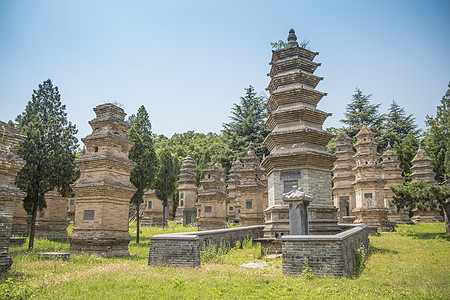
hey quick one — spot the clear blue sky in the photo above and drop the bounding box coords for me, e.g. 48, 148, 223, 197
1, 0, 449, 144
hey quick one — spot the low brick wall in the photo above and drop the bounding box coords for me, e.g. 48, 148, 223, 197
282, 224, 369, 277
148, 225, 264, 268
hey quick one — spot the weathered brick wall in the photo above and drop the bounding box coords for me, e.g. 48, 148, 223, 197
148, 225, 264, 268
0, 197, 17, 271
282, 224, 368, 277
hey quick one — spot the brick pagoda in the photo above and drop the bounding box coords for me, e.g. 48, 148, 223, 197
237, 143, 266, 226
352, 126, 392, 230
141, 190, 171, 226
410, 143, 442, 222
34, 190, 69, 239
175, 156, 197, 226
262, 29, 339, 235
196, 163, 227, 230
332, 132, 356, 222
0, 121, 25, 271
226, 158, 242, 223
69, 103, 136, 256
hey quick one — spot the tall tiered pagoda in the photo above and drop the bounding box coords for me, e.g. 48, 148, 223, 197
196, 163, 227, 230
0, 121, 25, 271
411, 143, 436, 183
332, 132, 356, 221
262, 29, 338, 235
380, 143, 404, 208
226, 159, 242, 223
69, 103, 136, 256
237, 143, 266, 226
410, 143, 442, 223
352, 126, 392, 229
175, 156, 197, 226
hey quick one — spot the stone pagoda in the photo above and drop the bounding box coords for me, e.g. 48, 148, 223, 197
352, 126, 392, 230
226, 158, 242, 223
196, 163, 227, 230
141, 190, 171, 226
410, 143, 442, 223
175, 156, 197, 226
0, 121, 25, 271
262, 29, 339, 235
237, 143, 266, 226
380, 144, 410, 224
34, 191, 69, 239
332, 132, 356, 222
69, 103, 136, 256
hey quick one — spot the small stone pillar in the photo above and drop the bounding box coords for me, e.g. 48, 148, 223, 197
282, 186, 313, 235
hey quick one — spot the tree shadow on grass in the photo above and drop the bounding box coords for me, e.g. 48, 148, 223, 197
369, 246, 399, 256
402, 232, 450, 241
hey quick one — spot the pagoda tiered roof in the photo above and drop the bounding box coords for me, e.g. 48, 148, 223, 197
267, 70, 323, 92
270, 46, 319, 62
268, 56, 320, 76
263, 127, 333, 152
265, 105, 330, 130
267, 87, 326, 110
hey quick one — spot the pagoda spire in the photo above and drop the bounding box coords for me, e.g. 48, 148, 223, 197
287, 28, 298, 47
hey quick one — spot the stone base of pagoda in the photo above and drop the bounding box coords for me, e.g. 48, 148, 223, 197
308, 203, 341, 235
69, 230, 131, 256
353, 207, 394, 231
182, 208, 197, 227
240, 213, 265, 226
411, 209, 444, 223
198, 218, 226, 231
263, 205, 290, 237
0, 195, 20, 271
387, 212, 413, 225
35, 220, 69, 239
141, 212, 166, 227
174, 207, 184, 222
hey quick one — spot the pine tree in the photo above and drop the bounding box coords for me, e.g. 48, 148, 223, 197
425, 83, 450, 182
154, 149, 177, 228
128, 105, 158, 243
222, 85, 270, 170
15, 79, 79, 249
393, 132, 419, 180
380, 100, 420, 150
340, 88, 384, 140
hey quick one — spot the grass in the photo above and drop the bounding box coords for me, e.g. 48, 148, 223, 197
1, 222, 449, 299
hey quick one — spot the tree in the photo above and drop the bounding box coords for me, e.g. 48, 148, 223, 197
393, 132, 419, 180
425, 83, 450, 182
379, 100, 420, 150
391, 181, 450, 234
222, 85, 270, 170
154, 149, 177, 228
128, 105, 158, 243
430, 183, 450, 234
340, 88, 384, 141
15, 79, 79, 249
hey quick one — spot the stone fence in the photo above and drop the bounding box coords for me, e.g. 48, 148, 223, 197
148, 225, 264, 268
282, 224, 369, 277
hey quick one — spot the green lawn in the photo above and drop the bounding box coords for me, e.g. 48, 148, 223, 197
1, 222, 449, 299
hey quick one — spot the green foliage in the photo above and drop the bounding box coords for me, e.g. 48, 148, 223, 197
351, 246, 368, 278
379, 100, 420, 150
0, 278, 34, 300
393, 132, 419, 179
390, 180, 438, 212
154, 149, 177, 227
128, 105, 158, 243
14, 79, 79, 249
222, 85, 270, 170
425, 83, 450, 182
270, 40, 286, 50
340, 88, 384, 143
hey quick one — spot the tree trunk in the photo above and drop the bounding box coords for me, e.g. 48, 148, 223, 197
162, 205, 166, 229
28, 201, 38, 250
136, 202, 140, 244
443, 201, 450, 234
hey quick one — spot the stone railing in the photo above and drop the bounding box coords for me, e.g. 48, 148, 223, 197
282, 224, 369, 277
148, 225, 264, 268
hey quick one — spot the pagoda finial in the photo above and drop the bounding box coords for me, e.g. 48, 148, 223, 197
418, 141, 422, 151
287, 28, 298, 47
248, 142, 255, 154
386, 142, 392, 150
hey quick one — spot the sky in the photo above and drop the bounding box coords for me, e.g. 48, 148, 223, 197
0, 0, 449, 145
